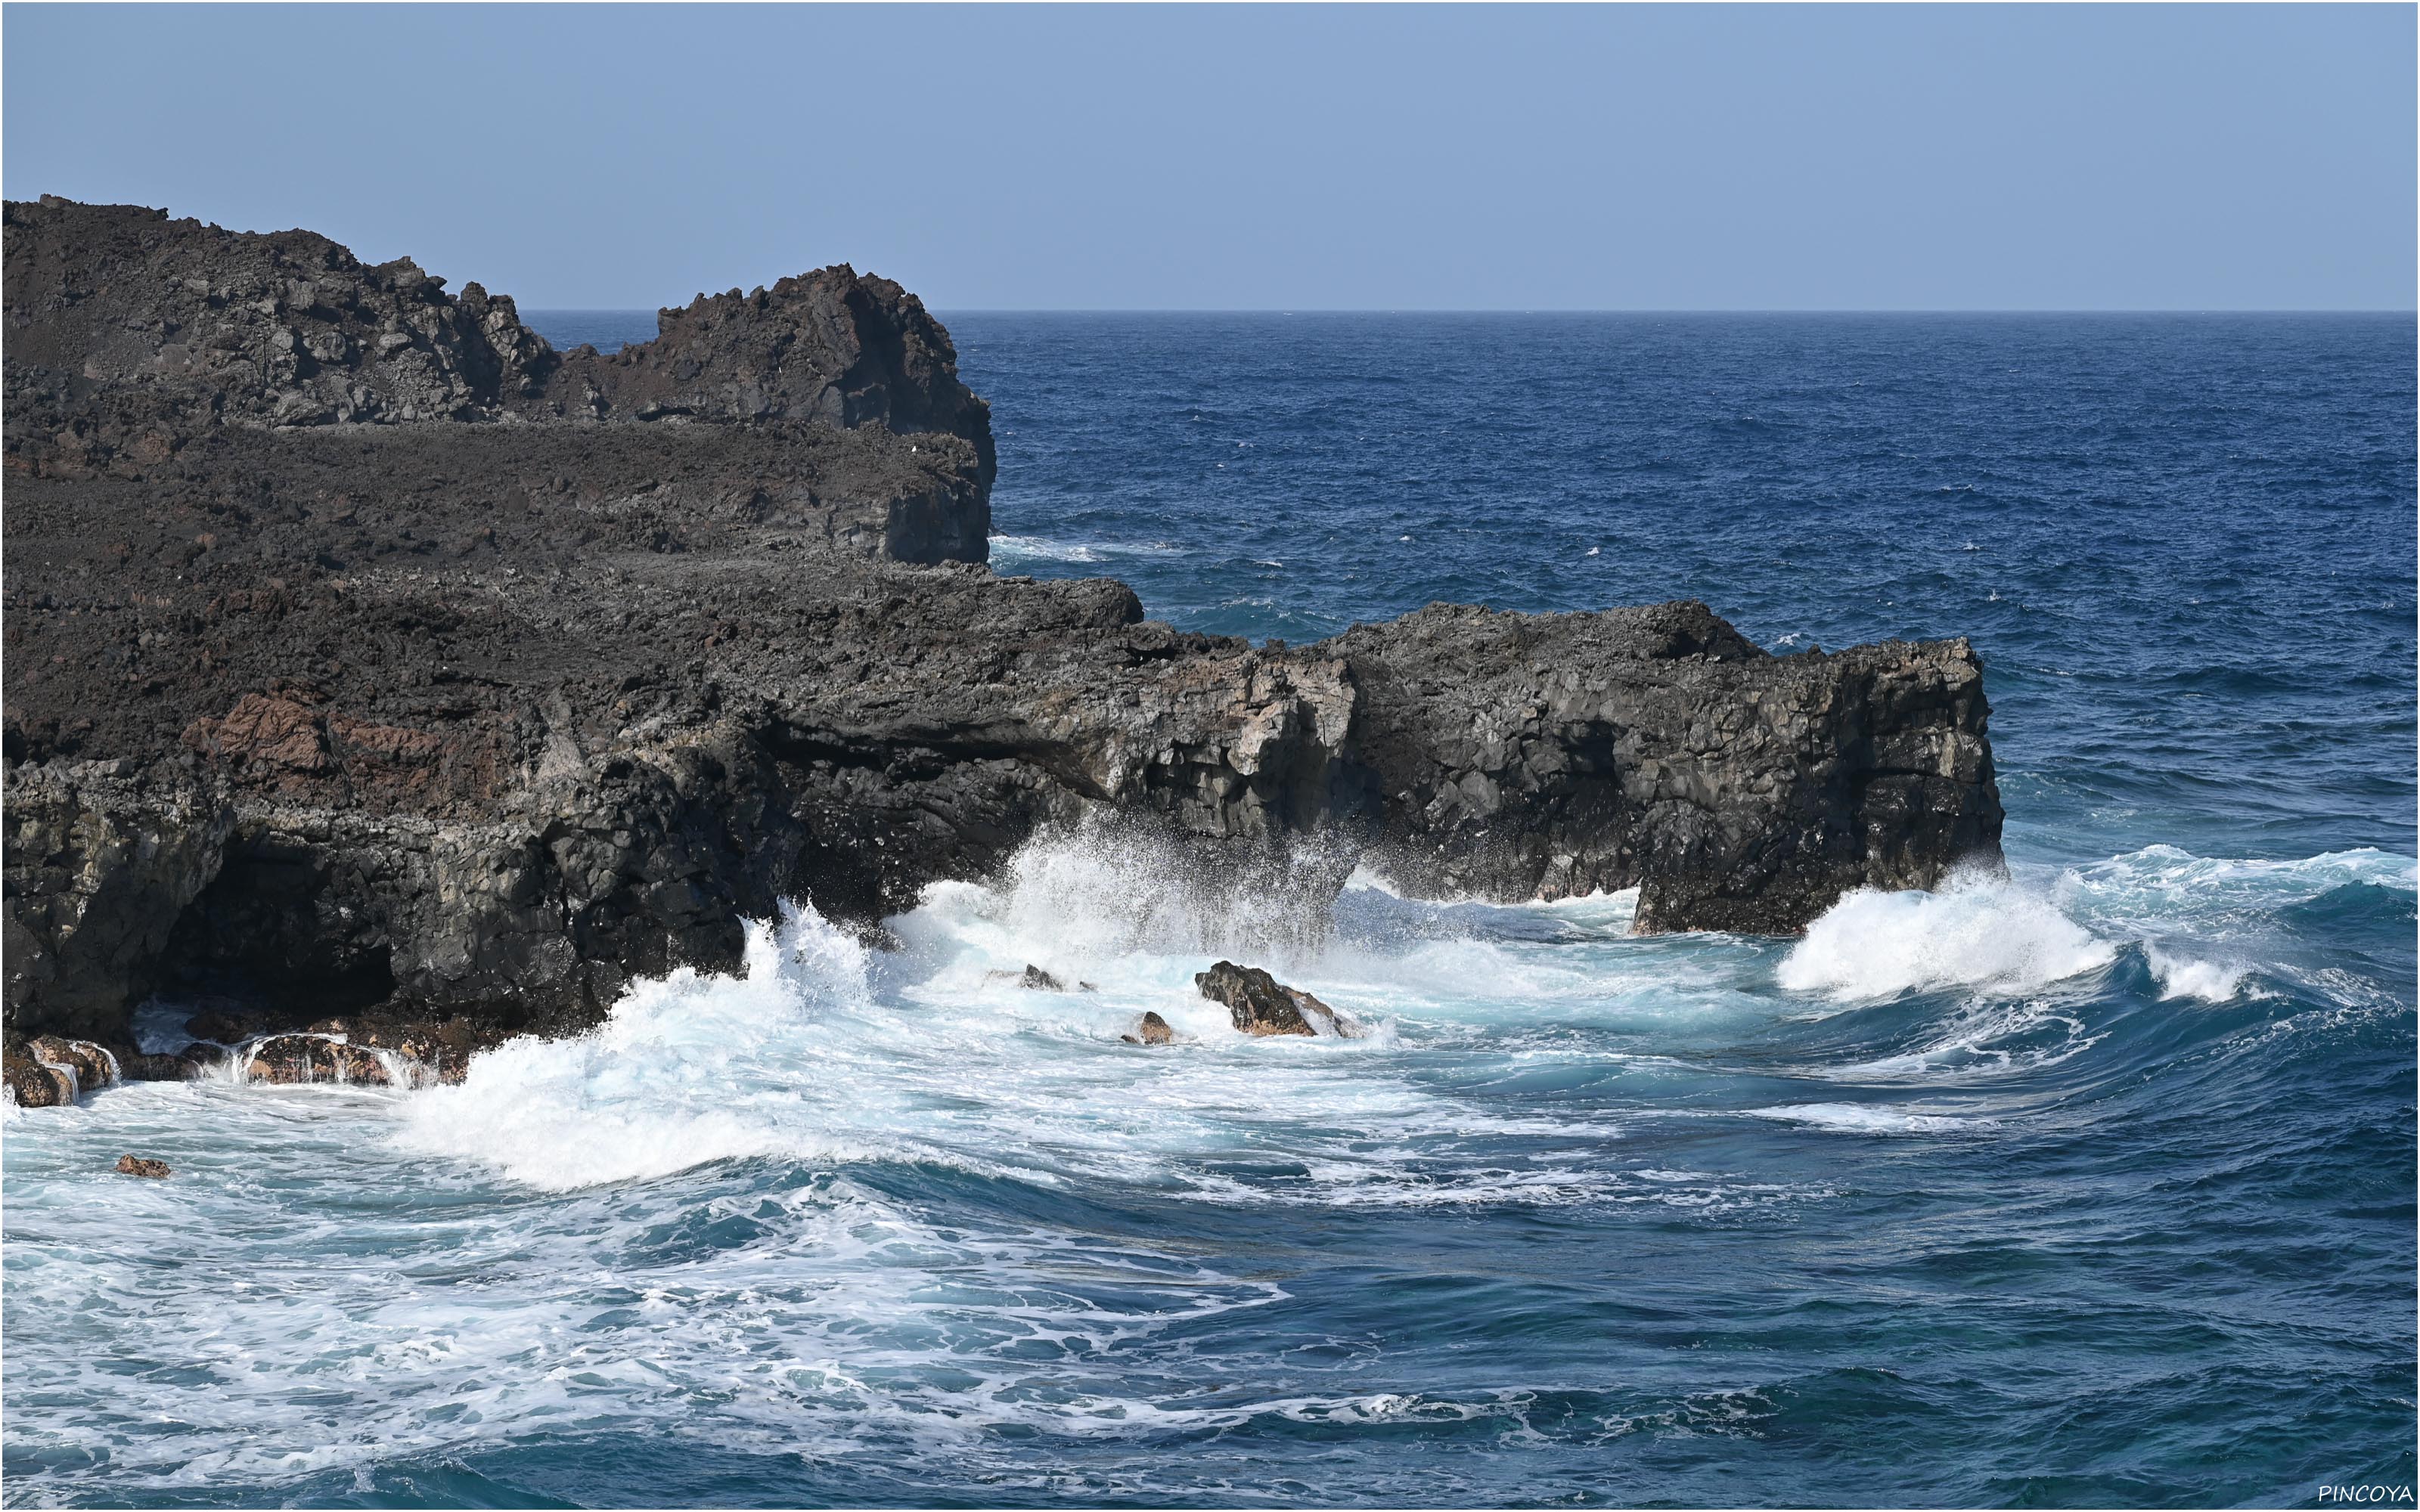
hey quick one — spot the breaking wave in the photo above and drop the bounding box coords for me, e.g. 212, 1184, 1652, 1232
1776, 870, 2118, 1001
7, 832, 2407, 1505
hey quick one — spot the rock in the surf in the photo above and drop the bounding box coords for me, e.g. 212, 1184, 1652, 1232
303, 1015, 504, 1083
239, 1034, 397, 1087
1195, 962, 1355, 1037
1122, 1010, 1175, 1046
114, 1155, 171, 1179
3, 1036, 74, 1106
34, 1035, 120, 1092
983, 965, 1069, 991
4, 1033, 132, 1104
158, 1003, 498, 1086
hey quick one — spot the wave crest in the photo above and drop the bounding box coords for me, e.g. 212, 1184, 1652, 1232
1777, 873, 2116, 1002
393, 903, 906, 1191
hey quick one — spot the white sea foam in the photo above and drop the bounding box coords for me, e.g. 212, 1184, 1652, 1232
2061, 844, 2417, 926
988, 533, 1106, 564
1524, 886, 1640, 931
2144, 946, 2252, 1003
1776, 872, 2117, 1002
393, 903, 946, 1190
5, 1093, 1305, 1492
389, 831, 1671, 1209
1748, 1102, 1985, 1134
1812, 996, 2102, 1083
16, 826, 2383, 1504
1342, 860, 1406, 897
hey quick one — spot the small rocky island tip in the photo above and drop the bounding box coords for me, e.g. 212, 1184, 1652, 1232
2, 196, 2005, 1094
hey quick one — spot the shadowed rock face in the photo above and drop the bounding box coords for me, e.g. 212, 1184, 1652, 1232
2, 197, 2004, 1052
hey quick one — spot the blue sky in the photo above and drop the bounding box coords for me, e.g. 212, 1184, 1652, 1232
4, 4, 2412, 310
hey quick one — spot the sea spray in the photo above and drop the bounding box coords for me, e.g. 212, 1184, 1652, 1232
396, 901, 907, 1190
1776, 871, 2118, 1001
887, 816, 1361, 981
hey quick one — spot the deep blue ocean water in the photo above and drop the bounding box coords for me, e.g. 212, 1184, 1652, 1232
3, 313, 2412, 1509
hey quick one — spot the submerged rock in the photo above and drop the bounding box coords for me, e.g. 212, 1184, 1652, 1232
1122, 1011, 1175, 1046
114, 1155, 171, 1179
1195, 962, 1356, 1038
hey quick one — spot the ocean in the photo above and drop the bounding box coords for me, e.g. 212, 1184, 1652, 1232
3, 313, 2412, 1508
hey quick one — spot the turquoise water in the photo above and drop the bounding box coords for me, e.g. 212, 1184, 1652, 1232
3, 314, 2412, 1507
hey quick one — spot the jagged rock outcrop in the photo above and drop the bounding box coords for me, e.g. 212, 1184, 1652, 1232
1330, 602, 2002, 933
541, 271, 997, 490
2, 197, 2005, 1058
2, 197, 991, 562
3, 1040, 77, 1105
2, 197, 554, 435
231, 1033, 405, 1087
1195, 961, 1339, 1036
167, 1007, 498, 1086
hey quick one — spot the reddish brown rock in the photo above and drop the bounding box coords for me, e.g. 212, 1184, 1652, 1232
4, 1038, 74, 1106
1195, 962, 1355, 1038
1122, 1011, 1175, 1046
27, 1034, 121, 1091
238, 1033, 397, 1086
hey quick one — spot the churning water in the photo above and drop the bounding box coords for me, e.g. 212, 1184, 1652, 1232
4, 314, 2412, 1507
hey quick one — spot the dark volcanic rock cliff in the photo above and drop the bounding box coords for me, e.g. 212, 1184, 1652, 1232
2, 196, 991, 561
2, 197, 2003, 1057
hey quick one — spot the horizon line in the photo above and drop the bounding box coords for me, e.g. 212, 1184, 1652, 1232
523, 305, 2420, 318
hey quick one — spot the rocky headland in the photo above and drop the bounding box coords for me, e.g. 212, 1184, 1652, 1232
2, 196, 2005, 1099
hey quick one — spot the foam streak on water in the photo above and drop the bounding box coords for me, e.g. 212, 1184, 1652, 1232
7, 313, 2414, 1507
